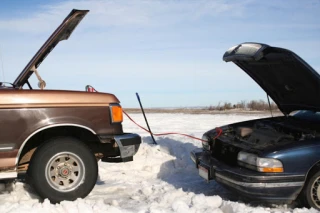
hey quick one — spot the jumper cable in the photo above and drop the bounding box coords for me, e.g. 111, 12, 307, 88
123, 110, 222, 142
85, 85, 222, 143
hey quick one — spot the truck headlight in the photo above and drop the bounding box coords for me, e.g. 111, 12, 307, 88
237, 151, 283, 173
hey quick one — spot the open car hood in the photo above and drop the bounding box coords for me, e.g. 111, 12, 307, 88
13, 9, 89, 88
223, 42, 320, 115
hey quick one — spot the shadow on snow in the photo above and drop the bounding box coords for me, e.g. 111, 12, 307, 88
143, 136, 241, 202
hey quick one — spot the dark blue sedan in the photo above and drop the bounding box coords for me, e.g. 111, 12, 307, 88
191, 43, 320, 209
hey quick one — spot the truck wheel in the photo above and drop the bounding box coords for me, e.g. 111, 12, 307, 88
28, 137, 98, 203
303, 170, 320, 210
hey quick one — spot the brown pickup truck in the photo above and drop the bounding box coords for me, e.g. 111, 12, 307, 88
0, 9, 141, 203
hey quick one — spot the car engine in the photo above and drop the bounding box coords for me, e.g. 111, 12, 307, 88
209, 117, 318, 165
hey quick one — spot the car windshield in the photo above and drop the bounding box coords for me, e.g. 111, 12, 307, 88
293, 110, 320, 122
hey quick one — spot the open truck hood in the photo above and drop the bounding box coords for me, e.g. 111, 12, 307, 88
223, 42, 320, 115
13, 9, 89, 88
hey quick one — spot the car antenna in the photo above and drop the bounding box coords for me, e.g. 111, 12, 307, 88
0, 44, 5, 82
266, 93, 273, 117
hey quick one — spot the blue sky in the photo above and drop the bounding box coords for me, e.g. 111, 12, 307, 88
0, 0, 319, 108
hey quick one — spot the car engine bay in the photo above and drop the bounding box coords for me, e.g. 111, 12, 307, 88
206, 116, 319, 165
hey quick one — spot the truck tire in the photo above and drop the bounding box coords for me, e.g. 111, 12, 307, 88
28, 137, 98, 203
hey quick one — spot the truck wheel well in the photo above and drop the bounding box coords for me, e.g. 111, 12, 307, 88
18, 126, 101, 171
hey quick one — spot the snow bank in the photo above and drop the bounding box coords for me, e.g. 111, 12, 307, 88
0, 113, 317, 212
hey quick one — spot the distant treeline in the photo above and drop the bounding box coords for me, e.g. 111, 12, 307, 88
208, 100, 279, 111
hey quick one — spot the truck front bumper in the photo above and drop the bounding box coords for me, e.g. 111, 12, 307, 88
114, 133, 141, 159
98, 133, 141, 162
191, 148, 305, 203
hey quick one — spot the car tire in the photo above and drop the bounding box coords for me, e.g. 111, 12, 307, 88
27, 137, 98, 203
302, 170, 320, 210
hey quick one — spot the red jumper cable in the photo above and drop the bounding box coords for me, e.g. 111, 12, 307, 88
85, 85, 222, 143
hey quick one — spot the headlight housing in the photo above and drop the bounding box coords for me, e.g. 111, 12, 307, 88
201, 135, 210, 150
237, 151, 283, 173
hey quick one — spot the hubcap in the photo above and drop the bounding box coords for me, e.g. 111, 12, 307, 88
311, 176, 320, 208
45, 152, 85, 192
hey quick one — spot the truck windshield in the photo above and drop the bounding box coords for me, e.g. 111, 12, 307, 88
293, 110, 320, 122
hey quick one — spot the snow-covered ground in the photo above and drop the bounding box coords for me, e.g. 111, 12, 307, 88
0, 113, 318, 213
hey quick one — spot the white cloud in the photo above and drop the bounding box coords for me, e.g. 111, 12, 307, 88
0, 0, 248, 33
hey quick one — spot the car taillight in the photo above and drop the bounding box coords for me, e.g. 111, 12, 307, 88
110, 104, 123, 123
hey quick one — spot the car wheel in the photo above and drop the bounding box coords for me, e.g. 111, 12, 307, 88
28, 137, 98, 203
303, 170, 320, 209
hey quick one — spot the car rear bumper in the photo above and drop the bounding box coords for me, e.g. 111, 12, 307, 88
191, 148, 305, 203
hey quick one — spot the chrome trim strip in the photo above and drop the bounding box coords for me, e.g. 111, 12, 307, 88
0, 147, 14, 151
0, 143, 15, 151
0, 103, 109, 109
216, 173, 304, 188
0, 171, 17, 179
15, 123, 96, 165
